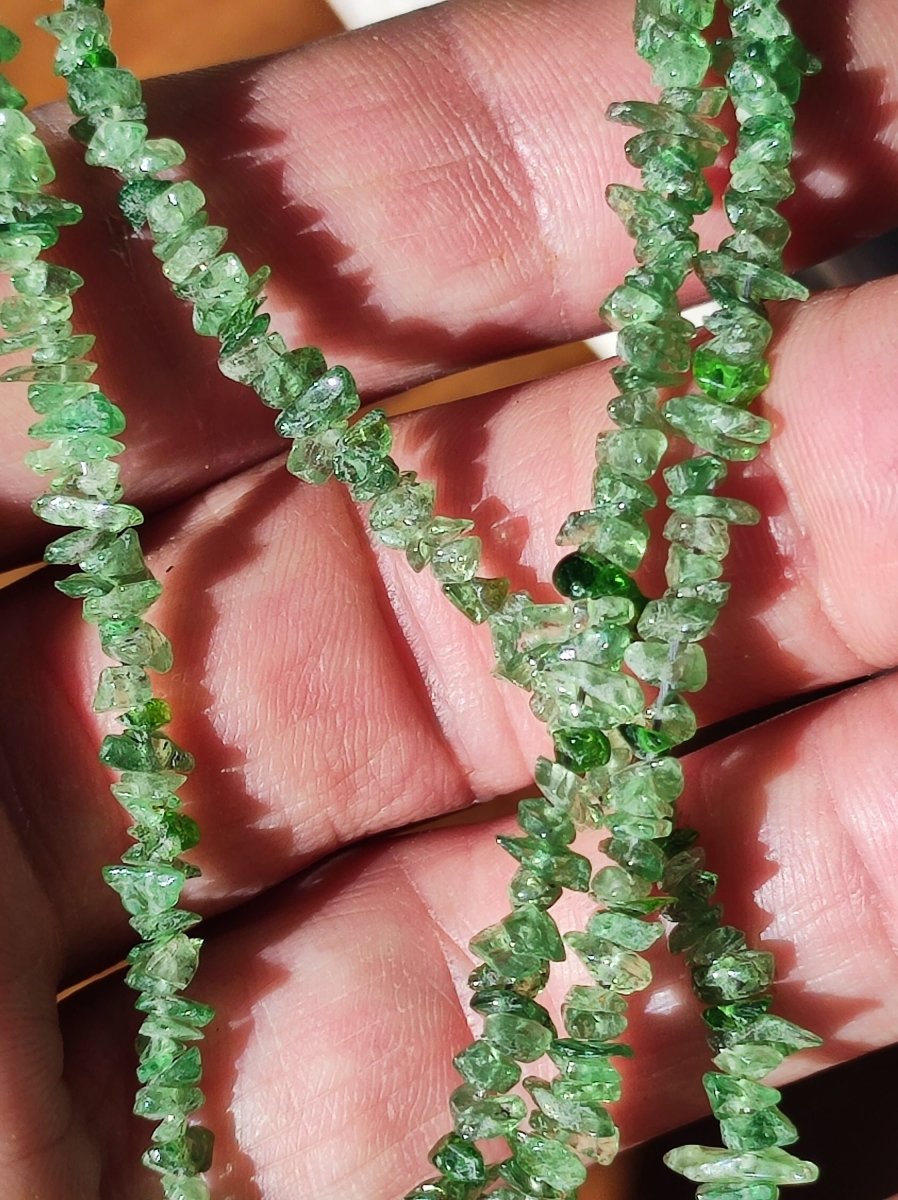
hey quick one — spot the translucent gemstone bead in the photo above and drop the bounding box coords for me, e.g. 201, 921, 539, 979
666, 544, 724, 590
693, 344, 770, 405
134, 1084, 204, 1120
585, 910, 664, 952
668, 493, 761, 525
274, 366, 359, 437
664, 454, 727, 496
30, 392, 124, 437
693, 951, 777, 1003
430, 536, 481, 584
599, 282, 664, 328
142, 1124, 213, 1175
103, 863, 186, 915
67, 67, 144, 118
625, 638, 708, 691
428, 1133, 486, 1185
721, 1107, 798, 1152
0, 229, 43, 268
0, 77, 25, 110
638, 596, 719, 641
51, 457, 122, 502
565, 931, 653, 992
161, 1178, 210, 1200
503, 1131, 588, 1196
79, 527, 149, 582
93, 665, 152, 712
453, 1038, 521, 1094
286, 426, 343, 484
561, 986, 628, 1041
694, 1184, 778, 1200
697, 250, 808, 304
663, 1145, 819, 1186
636, 20, 713, 89
664, 392, 771, 461
602, 833, 665, 881
161, 226, 229, 286
32, 493, 141, 531
535, 660, 645, 727
517, 798, 575, 845
119, 176, 168, 229
443, 576, 508, 624
597, 427, 667, 480
553, 727, 611, 773
616, 318, 693, 384
145, 181, 206, 238
85, 119, 148, 169
606, 388, 665, 430
665, 511, 732, 556
483, 1014, 554, 1061
525, 1077, 617, 1136
449, 1085, 526, 1140
713, 1043, 785, 1081
126, 137, 186, 177
552, 550, 644, 607
126, 934, 202, 994
101, 620, 173, 671
703, 1073, 780, 1118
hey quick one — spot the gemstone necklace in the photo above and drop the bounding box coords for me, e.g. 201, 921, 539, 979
0, 2, 823, 1198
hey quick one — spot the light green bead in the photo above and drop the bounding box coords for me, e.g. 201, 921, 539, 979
160, 226, 228, 285
721, 1107, 798, 1152
453, 1039, 520, 1094
704, 1073, 781, 1118
666, 544, 724, 590
146, 181, 206, 238
638, 596, 719, 641
125, 934, 202, 994
503, 1131, 588, 1196
695, 1184, 777, 1200
101, 620, 173, 671
483, 1013, 554, 1061
713, 1043, 785, 1081
525, 1077, 617, 1136
586, 910, 664, 952
125, 137, 186, 177
534, 660, 645, 728
663, 1145, 818, 1186
0, 229, 43, 268
0, 132, 56, 191
449, 1085, 526, 1140
664, 393, 771, 460
32, 493, 142, 532
665, 512, 732, 556
636, 18, 713, 89
85, 119, 148, 169
51, 458, 122, 501
83, 580, 162, 624
668, 493, 760, 525
103, 863, 186, 916
561, 985, 628, 1041
93, 665, 152, 712
565, 931, 653, 992
161, 1178, 210, 1200
597, 427, 667, 480
67, 66, 144, 118
693, 951, 777, 1003
625, 638, 708, 690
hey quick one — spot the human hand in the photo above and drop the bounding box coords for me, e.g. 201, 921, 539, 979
1, 1, 897, 1196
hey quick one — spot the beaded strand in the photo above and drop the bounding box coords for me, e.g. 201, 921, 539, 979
7, 1, 826, 1196
0, 26, 215, 1200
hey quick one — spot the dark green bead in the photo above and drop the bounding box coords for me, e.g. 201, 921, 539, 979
553, 550, 644, 608
428, 1134, 486, 1186
693, 344, 770, 405
119, 177, 168, 229
620, 723, 676, 758
553, 727, 611, 773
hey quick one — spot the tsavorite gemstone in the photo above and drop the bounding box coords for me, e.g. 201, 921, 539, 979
713, 1043, 785, 1081
693, 950, 776, 1003
103, 863, 186, 915
453, 1038, 521, 1093
552, 550, 644, 609
663, 1145, 818, 1186
620, 723, 676, 758
565, 932, 653, 993
693, 344, 771, 405
428, 1133, 486, 1185
525, 1076, 617, 1136
449, 1085, 526, 1140
553, 727, 611, 773
586, 910, 664, 952
483, 1013, 554, 1061
721, 1106, 798, 1152
703, 1073, 781, 1118
694, 1184, 778, 1200
161, 1179, 210, 1200
504, 1131, 588, 1196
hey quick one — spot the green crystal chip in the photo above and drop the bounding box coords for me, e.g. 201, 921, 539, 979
664, 1145, 818, 1186
449, 1085, 526, 1140
503, 1130, 588, 1196
428, 1133, 486, 1185
453, 1038, 520, 1094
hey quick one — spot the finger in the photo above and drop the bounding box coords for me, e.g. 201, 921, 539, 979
8, 266, 898, 978
2, 0, 898, 562
58, 668, 898, 1197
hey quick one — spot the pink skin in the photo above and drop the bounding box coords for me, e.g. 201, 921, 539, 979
3, 0, 898, 1196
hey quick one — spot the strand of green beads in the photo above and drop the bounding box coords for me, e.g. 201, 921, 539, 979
555, 0, 726, 641
658, 5, 823, 1196
0, 27, 214, 1200
38, 1, 511, 633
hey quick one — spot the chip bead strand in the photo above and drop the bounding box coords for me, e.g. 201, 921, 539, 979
0, 25, 214, 1200
660, 3, 823, 1195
